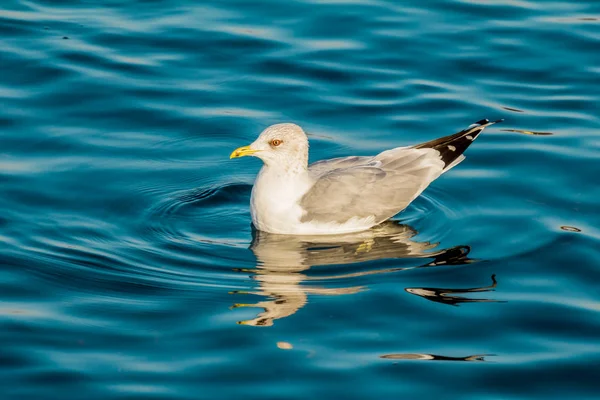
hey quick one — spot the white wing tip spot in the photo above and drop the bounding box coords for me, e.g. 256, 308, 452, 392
448, 145, 456, 151
466, 135, 474, 141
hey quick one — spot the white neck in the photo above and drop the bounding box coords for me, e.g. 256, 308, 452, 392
250, 164, 314, 233
261, 153, 308, 175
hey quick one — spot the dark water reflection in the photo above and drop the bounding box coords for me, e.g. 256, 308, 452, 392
406, 274, 501, 306
380, 353, 490, 362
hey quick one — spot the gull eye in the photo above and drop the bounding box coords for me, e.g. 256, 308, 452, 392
270, 139, 283, 147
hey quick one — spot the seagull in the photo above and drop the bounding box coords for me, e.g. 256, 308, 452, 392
230, 119, 502, 235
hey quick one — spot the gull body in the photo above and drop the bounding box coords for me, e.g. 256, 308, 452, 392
231, 119, 501, 235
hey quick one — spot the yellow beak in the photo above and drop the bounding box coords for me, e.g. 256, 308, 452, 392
230, 145, 258, 159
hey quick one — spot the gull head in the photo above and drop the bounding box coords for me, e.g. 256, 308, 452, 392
230, 123, 309, 170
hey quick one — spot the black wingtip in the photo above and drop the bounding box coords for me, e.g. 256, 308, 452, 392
475, 118, 504, 126
415, 118, 503, 169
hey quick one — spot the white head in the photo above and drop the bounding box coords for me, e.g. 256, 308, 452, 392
230, 123, 309, 171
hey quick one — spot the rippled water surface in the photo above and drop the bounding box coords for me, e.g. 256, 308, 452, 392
2, 0, 600, 398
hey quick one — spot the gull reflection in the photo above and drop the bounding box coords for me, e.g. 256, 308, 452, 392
405, 274, 502, 306
231, 221, 476, 327
380, 353, 491, 362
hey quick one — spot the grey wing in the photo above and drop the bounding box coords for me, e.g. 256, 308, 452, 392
308, 156, 372, 178
301, 119, 501, 225
300, 148, 445, 225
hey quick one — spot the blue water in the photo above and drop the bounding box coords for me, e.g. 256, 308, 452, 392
2, 0, 600, 398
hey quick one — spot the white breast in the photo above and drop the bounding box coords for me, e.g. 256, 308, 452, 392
250, 166, 314, 234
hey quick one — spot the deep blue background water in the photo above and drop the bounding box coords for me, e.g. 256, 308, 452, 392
2, 0, 600, 398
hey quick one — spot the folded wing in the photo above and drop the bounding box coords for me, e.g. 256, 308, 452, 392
301, 119, 501, 225
301, 148, 444, 224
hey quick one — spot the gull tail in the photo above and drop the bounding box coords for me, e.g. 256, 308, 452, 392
415, 118, 503, 170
